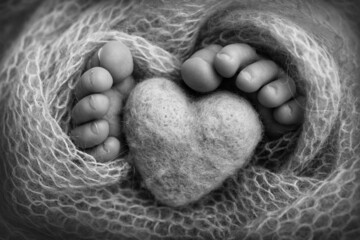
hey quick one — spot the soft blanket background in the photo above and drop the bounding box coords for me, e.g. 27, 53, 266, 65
0, 0, 359, 239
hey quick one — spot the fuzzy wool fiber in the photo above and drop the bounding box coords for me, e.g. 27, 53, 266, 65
124, 78, 262, 207
0, 0, 360, 240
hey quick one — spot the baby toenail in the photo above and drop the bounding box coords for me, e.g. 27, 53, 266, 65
267, 85, 277, 95
286, 104, 293, 117
91, 122, 99, 134
89, 70, 95, 88
240, 71, 251, 82
103, 142, 110, 153
89, 95, 96, 110
97, 47, 103, 60
217, 52, 231, 61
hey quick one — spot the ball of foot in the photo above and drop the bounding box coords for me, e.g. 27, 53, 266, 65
124, 78, 263, 207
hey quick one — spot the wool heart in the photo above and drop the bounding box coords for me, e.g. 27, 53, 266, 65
124, 78, 263, 207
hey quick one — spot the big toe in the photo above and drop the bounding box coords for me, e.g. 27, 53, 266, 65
181, 44, 223, 92
97, 41, 134, 84
214, 43, 258, 78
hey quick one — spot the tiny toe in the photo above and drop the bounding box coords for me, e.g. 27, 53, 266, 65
75, 67, 113, 99
215, 43, 258, 78
72, 94, 110, 125
181, 58, 221, 92
86, 137, 121, 162
258, 105, 290, 138
102, 77, 136, 139
258, 105, 298, 138
181, 44, 222, 92
103, 89, 124, 138
273, 97, 305, 125
190, 45, 222, 62
70, 119, 109, 149
114, 76, 136, 97
98, 41, 133, 84
258, 76, 296, 108
236, 60, 279, 93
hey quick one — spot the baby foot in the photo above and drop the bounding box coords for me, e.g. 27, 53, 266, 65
181, 44, 305, 138
71, 41, 135, 162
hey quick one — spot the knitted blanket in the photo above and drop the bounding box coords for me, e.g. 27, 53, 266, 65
0, 0, 359, 239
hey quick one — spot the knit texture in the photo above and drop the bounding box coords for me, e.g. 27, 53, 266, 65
0, 0, 359, 239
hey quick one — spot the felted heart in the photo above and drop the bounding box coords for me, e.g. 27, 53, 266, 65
124, 78, 263, 207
